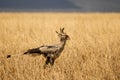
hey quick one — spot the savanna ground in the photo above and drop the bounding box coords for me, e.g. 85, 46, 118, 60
0, 13, 120, 80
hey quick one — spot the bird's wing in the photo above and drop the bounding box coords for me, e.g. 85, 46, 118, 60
39, 45, 59, 53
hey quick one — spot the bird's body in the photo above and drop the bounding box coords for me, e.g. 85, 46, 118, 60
35, 41, 64, 55
7, 28, 70, 68
25, 44, 61, 58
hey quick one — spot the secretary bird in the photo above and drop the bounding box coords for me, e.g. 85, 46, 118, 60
7, 28, 70, 68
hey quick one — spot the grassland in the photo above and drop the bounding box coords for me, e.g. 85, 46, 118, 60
0, 13, 120, 80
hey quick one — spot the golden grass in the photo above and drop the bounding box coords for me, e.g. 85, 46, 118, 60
0, 12, 120, 80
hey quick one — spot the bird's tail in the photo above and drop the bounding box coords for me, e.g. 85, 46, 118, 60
7, 53, 24, 58
7, 55, 11, 58
7, 48, 41, 58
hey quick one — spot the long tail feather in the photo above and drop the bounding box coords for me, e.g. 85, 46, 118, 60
7, 48, 41, 58
7, 55, 11, 58
7, 53, 24, 58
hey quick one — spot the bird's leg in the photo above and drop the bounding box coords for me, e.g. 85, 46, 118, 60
46, 57, 50, 65
50, 58, 55, 66
44, 57, 50, 69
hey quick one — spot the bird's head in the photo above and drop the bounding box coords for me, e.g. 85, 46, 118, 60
56, 28, 70, 42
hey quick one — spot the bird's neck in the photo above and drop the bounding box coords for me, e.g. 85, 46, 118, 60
60, 39, 67, 49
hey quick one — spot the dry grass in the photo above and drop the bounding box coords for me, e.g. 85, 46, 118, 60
0, 12, 120, 80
